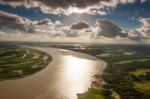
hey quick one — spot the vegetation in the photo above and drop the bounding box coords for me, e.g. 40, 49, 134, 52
78, 88, 105, 99
130, 69, 150, 76
0, 46, 52, 80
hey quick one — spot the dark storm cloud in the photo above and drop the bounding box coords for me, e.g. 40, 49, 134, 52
37, 18, 53, 25
0, 0, 110, 8
71, 21, 90, 30
0, 0, 112, 14
40, 0, 112, 9
95, 19, 149, 41
1, 0, 146, 9
96, 19, 127, 38
1, 0, 147, 15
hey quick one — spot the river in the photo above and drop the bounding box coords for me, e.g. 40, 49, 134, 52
0, 47, 106, 99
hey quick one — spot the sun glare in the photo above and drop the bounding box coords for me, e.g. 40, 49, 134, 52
63, 55, 96, 82
65, 55, 88, 75
70, 8, 85, 13
58, 55, 99, 98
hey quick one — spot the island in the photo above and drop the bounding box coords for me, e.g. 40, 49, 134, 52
0, 46, 52, 80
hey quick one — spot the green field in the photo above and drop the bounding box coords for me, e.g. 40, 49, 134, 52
78, 88, 106, 99
0, 46, 52, 80
130, 69, 150, 76
134, 82, 150, 92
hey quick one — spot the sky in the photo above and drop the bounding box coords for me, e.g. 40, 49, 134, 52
0, 0, 150, 43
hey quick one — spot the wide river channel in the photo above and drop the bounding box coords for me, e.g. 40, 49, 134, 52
0, 47, 106, 99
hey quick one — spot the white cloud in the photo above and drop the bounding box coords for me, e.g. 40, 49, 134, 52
128, 30, 147, 40
137, 18, 150, 36
97, 11, 107, 15
55, 20, 63, 26
141, 0, 147, 3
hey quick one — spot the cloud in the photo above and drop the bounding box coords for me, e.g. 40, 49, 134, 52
0, 12, 91, 38
141, 0, 147, 3
128, 30, 146, 40
37, 18, 54, 26
55, 20, 63, 26
125, 18, 150, 40
58, 25, 92, 38
0, 11, 150, 43
0, 11, 57, 34
94, 19, 149, 41
0, 0, 110, 8
0, 11, 35, 33
0, 0, 109, 14
0, 11, 93, 39
97, 11, 107, 15
95, 19, 127, 38
71, 21, 90, 30
120, 0, 136, 3
0, 0, 145, 15
138, 18, 150, 36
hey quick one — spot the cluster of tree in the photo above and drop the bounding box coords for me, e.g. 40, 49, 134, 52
101, 56, 150, 99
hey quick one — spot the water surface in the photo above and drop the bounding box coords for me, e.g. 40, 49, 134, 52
0, 47, 106, 99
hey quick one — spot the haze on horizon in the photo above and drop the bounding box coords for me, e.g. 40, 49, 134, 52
0, 0, 150, 44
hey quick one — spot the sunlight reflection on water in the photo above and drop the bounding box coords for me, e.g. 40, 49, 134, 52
59, 55, 98, 99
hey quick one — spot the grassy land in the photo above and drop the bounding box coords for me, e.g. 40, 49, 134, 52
0, 46, 52, 80
78, 88, 105, 99
134, 82, 150, 92
115, 59, 150, 65
130, 69, 150, 76
134, 82, 150, 97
